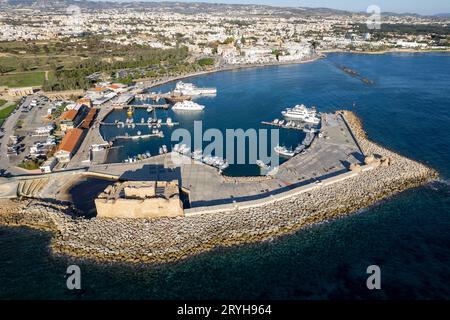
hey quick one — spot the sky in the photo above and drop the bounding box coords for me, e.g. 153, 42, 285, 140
130, 0, 450, 15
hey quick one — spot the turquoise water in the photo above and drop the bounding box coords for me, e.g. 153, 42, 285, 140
1, 53, 450, 299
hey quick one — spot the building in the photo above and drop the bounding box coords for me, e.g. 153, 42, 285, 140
33, 124, 55, 136
81, 108, 98, 129
39, 157, 58, 173
55, 128, 84, 162
59, 106, 88, 132
95, 180, 184, 219
77, 98, 92, 108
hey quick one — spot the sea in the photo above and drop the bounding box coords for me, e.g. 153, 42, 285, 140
1, 52, 449, 299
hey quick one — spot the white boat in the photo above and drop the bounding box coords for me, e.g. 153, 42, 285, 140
179, 144, 190, 155
274, 145, 295, 158
303, 127, 318, 133
256, 160, 269, 169
166, 117, 174, 126
172, 100, 205, 112
219, 161, 229, 170
173, 81, 217, 96
203, 155, 214, 165
192, 149, 203, 161
281, 104, 320, 124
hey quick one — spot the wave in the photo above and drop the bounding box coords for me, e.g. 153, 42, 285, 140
426, 179, 450, 192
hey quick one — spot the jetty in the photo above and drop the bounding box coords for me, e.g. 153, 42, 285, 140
135, 93, 192, 104
110, 132, 164, 142
100, 121, 178, 127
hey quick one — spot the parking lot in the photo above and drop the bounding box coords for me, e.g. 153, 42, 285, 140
0, 95, 57, 176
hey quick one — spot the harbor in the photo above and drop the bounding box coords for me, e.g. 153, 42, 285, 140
0, 111, 438, 264
0, 54, 443, 267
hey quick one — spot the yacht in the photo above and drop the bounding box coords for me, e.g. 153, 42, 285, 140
173, 81, 217, 96
281, 104, 320, 124
274, 145, 296, 158
172, 100, 205, 112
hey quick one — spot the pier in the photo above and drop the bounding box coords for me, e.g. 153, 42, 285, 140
100, 121, 179, 127
111, 132, 164, 142
135, 93, 192, 104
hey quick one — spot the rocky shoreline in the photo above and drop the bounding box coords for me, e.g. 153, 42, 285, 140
0, 111, 438, 264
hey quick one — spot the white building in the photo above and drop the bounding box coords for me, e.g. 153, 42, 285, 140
40, 157, 58, 174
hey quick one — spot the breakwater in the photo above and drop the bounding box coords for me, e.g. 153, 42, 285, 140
0, 111, 438, 264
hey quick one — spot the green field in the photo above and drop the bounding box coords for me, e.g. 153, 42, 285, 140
0, 103, 17, 127
0, 99, 6, 106
0, 71, 45, 88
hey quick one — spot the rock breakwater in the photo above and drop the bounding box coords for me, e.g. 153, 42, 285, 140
0, 111, 438, 264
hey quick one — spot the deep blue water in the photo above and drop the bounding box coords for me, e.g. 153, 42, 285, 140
1, 53, 450, 299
